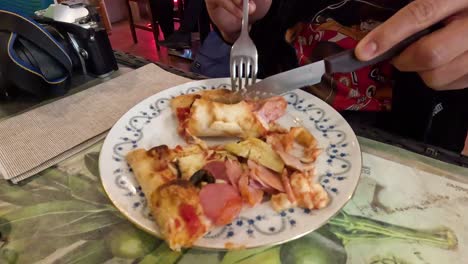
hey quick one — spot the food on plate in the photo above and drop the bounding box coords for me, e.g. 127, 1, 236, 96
224, 138, 284, 173
125, 91, 329, 251
126, 147, 210, 251
171, 89, 288, 139
151, 180, 209, 251
125, 146, 177, 199
199, 183, 243, 225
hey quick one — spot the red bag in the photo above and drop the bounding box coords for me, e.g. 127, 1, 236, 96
287, 20, 394, 111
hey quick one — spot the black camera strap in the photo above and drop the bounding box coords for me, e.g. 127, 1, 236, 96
0, 31, 69, 97
0, 9, 73, 75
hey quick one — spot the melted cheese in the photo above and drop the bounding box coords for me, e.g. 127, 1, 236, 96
290, 172, 330, 210
178, 153, 206, 180
187, 99, 264, 138
151, 182, 209, 251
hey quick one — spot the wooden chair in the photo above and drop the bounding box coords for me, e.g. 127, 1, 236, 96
96, 0, 113, 34
126, 0, 161, 51
57, 0, 112, 34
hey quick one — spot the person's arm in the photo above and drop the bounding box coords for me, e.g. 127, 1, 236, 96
355, 0, 468, 91
205, 0, 272, 43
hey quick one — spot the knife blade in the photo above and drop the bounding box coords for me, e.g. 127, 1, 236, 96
243, 28, 433, 99
242, 60, 325, 99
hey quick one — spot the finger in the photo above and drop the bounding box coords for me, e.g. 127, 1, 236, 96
356, 0, 468, 61
232, 0, 256, 14
220, 0, 243, 18
418, 50, 468, 89
393, 15, 468, 71
430, 73, 468, 90
444, 8, 468, 24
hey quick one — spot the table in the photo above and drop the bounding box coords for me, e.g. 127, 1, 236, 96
0, 57, 467, 264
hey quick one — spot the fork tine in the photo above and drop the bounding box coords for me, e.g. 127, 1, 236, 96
252, 61, 258, 84
231, 60, 237, 91
239, 57, 244, 90
245, 59, 251, 87
238, 66, 243, 90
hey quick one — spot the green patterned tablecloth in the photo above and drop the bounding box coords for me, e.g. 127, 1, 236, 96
0, 136, 466, 264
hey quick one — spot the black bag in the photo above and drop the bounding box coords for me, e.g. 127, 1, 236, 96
0, 9, 73, 98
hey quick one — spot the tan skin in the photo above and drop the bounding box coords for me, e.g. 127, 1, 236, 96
206, 0, 468, 91
205, 0, 272, 42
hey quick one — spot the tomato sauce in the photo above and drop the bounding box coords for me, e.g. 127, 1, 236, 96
179, 203, 201, 236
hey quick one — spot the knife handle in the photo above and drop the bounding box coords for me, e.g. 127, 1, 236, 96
324, 27, 435, 74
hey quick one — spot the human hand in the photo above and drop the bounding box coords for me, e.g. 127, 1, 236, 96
205, 0, 272, 43
355, 0, 468, 90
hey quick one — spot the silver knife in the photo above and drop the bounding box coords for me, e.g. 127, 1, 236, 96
242, 60, 326, 99
243, 28, 432, 99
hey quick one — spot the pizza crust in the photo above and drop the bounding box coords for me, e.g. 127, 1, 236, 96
170, 89, 241, 113
125, 146, 176, 203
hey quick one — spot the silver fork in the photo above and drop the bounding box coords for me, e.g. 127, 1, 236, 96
230, 0, 258, 91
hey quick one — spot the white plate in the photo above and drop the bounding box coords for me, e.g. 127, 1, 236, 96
99, 78, 362, 249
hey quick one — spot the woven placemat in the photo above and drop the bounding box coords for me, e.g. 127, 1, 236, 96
0, 64, 191, 182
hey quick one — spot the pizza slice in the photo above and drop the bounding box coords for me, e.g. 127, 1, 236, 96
125, 142, 247, 251
126, 145, 211, 251
171, 89, 288, 139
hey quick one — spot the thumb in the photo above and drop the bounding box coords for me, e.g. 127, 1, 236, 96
355, 36, 379, 62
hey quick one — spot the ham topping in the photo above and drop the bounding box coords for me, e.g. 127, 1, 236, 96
247, 160, 284, 192
249, 96, 287, 129
225, 159, 243, 190
199, 183, 242, 225
266, 128, 319, 172
276, 150, 315, 172
203, 160, 243, 191
238, 172, 264, 206
281, 169, 296, 203
203, 161, 229, 182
